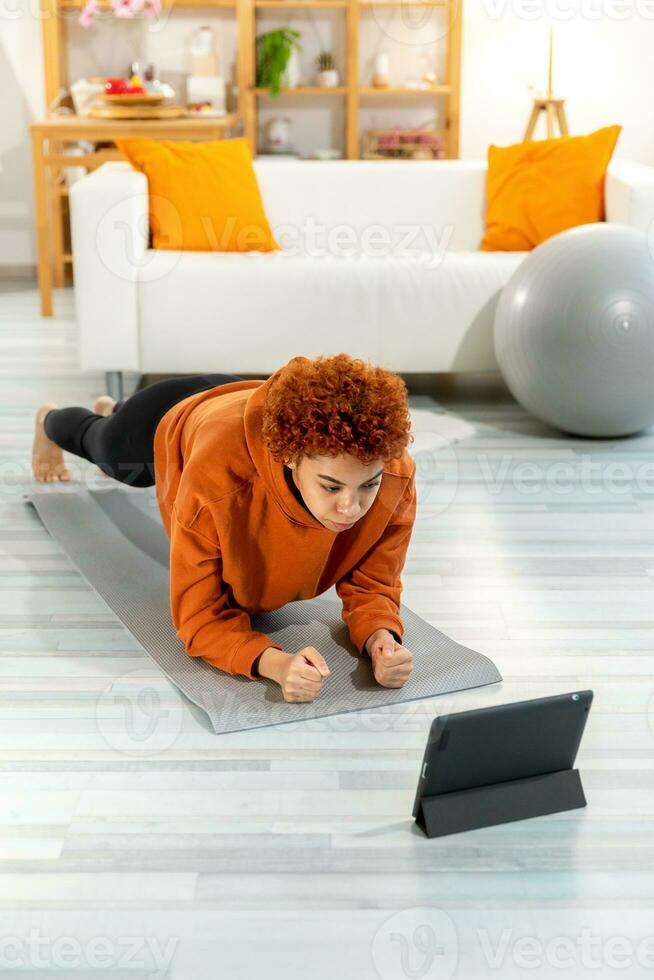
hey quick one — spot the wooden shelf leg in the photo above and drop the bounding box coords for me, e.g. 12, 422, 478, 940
546, 100, 556, 138
31, 128, 53, 318
345, 0, 359, 159
238, 0, 256, 155
51, 141, 65, 289
446, 0, 462, 158
523, 101, 541, 141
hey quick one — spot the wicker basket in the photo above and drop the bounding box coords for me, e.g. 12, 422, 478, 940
363, 127, 446, 161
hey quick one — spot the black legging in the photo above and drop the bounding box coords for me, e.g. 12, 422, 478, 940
44, 373, 242, 487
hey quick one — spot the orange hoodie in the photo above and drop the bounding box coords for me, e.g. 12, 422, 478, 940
153, 357, 417, 681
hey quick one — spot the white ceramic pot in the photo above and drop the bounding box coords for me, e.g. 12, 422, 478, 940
317, 69, 339, 87
264, 117, 292, 153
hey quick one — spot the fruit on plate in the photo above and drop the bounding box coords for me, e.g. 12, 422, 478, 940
105, 78, 128, 94
104, 77, 146, 95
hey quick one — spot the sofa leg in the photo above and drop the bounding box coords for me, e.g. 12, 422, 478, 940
105, 371, 124, 402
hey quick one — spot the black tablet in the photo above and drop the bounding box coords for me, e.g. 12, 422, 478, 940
412, 690, 593, 835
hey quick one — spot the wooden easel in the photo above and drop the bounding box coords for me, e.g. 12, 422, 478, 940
523, 27, 569, 140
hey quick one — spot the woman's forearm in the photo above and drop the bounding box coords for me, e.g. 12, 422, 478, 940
257, 647, 293, 683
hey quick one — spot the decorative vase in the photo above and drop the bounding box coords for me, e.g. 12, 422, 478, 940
281, 47, 301, 88
372, 51, 390, 88
317, 68, 339, 87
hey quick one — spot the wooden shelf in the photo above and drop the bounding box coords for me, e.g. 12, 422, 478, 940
256, 1, 347, 6
254, 0, 448, 5
360, 1, 448, 5
255, 0, 447, 5
254, 86, 347, 95
359, 85, 451, 95
34, 115, 239, 142
60, 0, 235, 7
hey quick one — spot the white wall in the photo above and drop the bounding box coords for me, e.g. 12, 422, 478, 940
0, 4, 45, 268
460, 0, 654, 162
2, 0, 654, 267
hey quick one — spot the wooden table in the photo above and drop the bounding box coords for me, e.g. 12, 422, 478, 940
31, 113, 240, 317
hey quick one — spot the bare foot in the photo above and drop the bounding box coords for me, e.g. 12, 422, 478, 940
32, 403, 71, 483
94, 395, 117, 417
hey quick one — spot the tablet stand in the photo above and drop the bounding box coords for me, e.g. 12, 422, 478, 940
415, 768, 586, 838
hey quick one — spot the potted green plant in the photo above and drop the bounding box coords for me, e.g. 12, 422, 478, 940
316, 50, 339, 87
256, 28, 302, 96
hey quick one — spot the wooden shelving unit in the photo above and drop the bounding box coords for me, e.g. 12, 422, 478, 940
242, 0, 461, 159
41, 0, 462, 162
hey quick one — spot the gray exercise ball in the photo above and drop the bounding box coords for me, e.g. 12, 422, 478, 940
493, 222, 654, 437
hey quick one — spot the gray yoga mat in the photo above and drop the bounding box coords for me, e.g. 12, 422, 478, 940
26, 486, 501, 734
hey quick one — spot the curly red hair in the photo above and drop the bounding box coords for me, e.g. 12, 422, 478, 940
261, 353, 414, 465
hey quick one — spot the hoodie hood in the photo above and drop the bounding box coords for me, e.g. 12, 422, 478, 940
243, 358, 332, 532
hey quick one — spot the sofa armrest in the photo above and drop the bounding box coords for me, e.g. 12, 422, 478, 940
69, 162, 148, 372
605, 159, 654, 233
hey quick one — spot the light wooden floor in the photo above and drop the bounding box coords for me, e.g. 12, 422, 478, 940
2, 281, 654, 979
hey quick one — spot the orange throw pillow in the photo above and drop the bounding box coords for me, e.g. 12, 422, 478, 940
480, 124, 622, 252
115, 136, 279, 253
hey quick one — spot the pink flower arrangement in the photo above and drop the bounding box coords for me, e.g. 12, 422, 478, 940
78, 0, 99, 26
78, 0, 161, 27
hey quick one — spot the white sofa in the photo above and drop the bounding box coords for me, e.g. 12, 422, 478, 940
70, 157, 654, 399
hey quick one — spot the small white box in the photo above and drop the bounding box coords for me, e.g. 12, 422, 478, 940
186, 75, 226, 114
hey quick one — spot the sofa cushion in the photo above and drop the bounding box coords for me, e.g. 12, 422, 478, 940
115, 137, 279, 253
480, 125, 622, 251
253, 159, 490, 253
